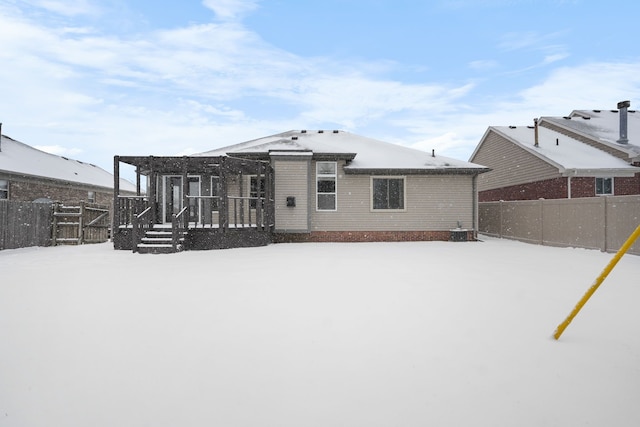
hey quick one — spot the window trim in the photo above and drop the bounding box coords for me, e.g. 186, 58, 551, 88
210, 175, 220, 212
370, 176, 406, 212
595, 177, 613, 196
0, 179, 8, 200
248, 175, 267, 210
316, 161, 337, 212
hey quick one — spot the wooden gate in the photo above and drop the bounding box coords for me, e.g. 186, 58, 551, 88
53, 202, 110, 245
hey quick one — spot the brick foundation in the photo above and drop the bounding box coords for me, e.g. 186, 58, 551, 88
272, 230, 474, 243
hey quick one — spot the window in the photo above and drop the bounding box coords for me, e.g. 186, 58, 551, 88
87, 191, 95, 203
316, 162, 336, 211
210, 176, 219, 211
250, 176, 266, 209
0, 180, 7, 199
372, 177, 405, 210
595, 177, 613, 195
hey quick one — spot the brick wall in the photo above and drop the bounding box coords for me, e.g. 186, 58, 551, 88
479, 174, 640, 201
6, 178, 112, 206
272, 230, 473, 243
479, 177, 568, 202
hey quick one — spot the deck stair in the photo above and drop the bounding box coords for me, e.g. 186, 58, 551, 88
136, 226, 185, 254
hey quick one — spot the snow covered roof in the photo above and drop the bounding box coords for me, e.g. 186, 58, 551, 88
541, 109, 640, 160
0, 134, 135, 191
488, 126, 639, 177
196, 130, 488, 174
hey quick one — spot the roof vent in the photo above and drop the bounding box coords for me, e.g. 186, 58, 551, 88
593, 110, 601, 113
509, 125, 516, 129
292, 136, 298, 140
582, 116, 591, 120
301, 130, 307, 133
617, 100, 630, 144
333, 130, 339, 133
611, 110, 619, 113
563, 116, 571, 120
318, 130, 324, 133
534, 118, 539, 147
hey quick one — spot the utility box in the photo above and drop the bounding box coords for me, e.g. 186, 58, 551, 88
449, 229, 468, 242
286, 196, 296, 207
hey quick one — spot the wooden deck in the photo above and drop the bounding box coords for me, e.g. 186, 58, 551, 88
112, 155, 275, 253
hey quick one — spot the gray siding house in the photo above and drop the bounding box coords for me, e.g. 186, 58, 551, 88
113, 130, 489, 252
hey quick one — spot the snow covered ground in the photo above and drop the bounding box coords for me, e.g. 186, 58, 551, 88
1, 237, 639, 427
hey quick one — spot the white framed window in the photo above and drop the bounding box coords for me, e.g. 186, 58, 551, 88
0, 179, 8, 199
87, 191, 95, 203
595, 177, 613, 195
210, 176, 220, 211
316, 161, 337, 211
249, 176, 266, 209
371, 177, 405, 211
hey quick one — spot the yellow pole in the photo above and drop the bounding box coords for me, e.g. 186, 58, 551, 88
553, 223, 640, 340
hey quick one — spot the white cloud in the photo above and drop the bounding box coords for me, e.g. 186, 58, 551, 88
22, 0, 101, 17
34, 144, 83, 156
1, 2, 640, 172
201, 0, 259, 21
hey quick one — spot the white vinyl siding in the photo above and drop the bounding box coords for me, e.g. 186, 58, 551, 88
310, 165, 474, 231
273, 158, 310, 232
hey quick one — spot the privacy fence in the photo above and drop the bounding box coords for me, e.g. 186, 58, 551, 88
479, 195, 640, 256
0, 200, 110, 250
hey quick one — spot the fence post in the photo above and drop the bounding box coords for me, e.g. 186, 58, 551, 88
499, 200, 504, 238
603, 196, 609, 253
78, 201, 85, 245
539, 198, 544, 245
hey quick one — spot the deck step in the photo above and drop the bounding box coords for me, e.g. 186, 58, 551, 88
136, 226, 186, 254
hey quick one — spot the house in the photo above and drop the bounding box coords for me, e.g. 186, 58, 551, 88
469, 102, 640, 202
0, 132, 136, 205
113, 130, 489, 252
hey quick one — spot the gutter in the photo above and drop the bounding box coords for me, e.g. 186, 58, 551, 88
344, 167, 491, 175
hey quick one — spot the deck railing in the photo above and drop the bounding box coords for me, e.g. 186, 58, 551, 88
131, 206, 152, 253
172, 206, 188, 251
187, 195, 274, 230
117, 196, 149, 227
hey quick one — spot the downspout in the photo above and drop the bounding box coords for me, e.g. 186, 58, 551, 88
0, 122, 3, 152
567, 176, 572, 199
472, 174, 478, 240
113, 156, 120, 242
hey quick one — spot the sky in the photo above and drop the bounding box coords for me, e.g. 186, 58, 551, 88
1, 0, 640, 176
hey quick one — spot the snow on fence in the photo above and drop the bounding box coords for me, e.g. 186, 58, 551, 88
0, 200, 53, 250
479, 195, 640, 255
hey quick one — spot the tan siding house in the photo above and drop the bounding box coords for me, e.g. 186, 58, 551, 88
199, 130, 489, 242
114, 129, 489, 252
470, 109, 640, 202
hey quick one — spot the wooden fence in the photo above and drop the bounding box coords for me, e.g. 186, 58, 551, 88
53, 202, 110, 245
479, 195, 640, 255
0, 200, 110, 250
0, 200, 53, 250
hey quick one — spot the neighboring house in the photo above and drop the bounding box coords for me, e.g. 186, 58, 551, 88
470, 102, 640, 201
0, 133, 136, 205
113, 130, 489, 252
